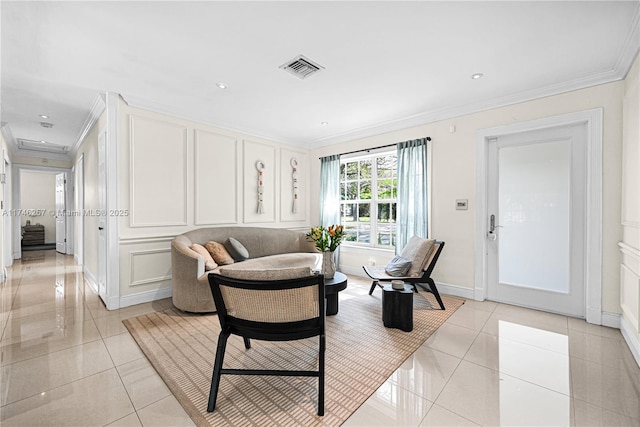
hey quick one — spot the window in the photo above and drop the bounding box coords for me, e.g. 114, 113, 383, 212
340, 151, 397, 249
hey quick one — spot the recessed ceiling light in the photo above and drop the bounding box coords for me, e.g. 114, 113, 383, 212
39, 114, 49, 119
321, 121, 329, 126
471, 73, 484, 80
216, 82, 228, 89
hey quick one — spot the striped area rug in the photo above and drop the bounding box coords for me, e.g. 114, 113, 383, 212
123, 288, 464, 426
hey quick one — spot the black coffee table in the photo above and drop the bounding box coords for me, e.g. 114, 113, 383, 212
324, 272, 347, 315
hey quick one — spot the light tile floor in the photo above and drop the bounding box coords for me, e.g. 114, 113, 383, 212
1, 250, 639, 426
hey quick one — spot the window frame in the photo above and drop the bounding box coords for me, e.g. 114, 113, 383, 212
339, 149, 398, 250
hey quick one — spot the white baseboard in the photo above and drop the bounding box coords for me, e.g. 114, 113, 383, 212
436, 282, 475, 300
601, 311, 621, 329
339, 265, 367, 277
119, 287, 173, 309
620, 316, 640, 368
83, 266, 99, 294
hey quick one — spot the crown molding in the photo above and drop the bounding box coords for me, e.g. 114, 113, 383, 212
122, 94, 292, 147
70, 93, 106, 157
309, 66, 635, 149
0, 124, 17, 156
615, 3, 640, 79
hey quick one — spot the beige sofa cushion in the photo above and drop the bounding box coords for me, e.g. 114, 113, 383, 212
205, 241, 235, 265
400, 236, 436, 276
190, 243, 218, 271
218, 265, 313, 281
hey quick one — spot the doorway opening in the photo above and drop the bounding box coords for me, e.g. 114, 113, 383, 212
13, 166, 73, 259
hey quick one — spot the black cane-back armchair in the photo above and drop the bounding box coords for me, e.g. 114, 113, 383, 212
207, 271, 326, 416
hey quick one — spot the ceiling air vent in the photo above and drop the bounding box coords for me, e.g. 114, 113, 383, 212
280, 55, 324, 79
18, 138, 69, 154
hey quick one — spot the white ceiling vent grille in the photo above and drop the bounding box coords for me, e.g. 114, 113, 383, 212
280, 55, 324, 79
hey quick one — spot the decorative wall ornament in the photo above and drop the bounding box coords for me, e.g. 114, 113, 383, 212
291, 158, 299, 213
256, 160, 265, 214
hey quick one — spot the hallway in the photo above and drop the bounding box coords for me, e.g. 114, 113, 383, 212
0, 250, 194, 426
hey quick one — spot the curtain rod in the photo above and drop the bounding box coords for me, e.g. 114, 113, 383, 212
320, 137, 431, 159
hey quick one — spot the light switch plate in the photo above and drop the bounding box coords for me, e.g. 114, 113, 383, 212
456, 199, 468, 210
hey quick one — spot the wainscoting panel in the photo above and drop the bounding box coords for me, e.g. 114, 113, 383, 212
119, 238, 173, 299
129, 249, 172, 287
621, 244, 640, 334
194, 130, 238, 225
280, 148, 307, 222
243, 140, 276, 223
129, 115, 188, 227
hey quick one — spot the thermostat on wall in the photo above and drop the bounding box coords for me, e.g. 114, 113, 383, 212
456, 199, 468, 210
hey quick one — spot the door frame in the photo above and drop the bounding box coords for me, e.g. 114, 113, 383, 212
12, 164, 73, 260
74, 154, 84, 266
3, 151, 12, 272
475, 108, 603, 325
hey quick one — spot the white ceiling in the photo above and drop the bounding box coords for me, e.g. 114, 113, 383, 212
2, 1, 639, 159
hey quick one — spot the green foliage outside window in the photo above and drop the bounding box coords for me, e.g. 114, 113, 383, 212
339, 152, 397, 249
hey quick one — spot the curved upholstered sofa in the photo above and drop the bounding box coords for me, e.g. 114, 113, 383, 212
171, 226, 319, 313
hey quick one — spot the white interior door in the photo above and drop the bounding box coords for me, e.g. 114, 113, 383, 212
55, 173, 66, 254
487, 123, 587, 317
98, 132, 107, 302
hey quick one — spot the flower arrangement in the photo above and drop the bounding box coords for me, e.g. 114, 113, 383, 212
306, 224, 345, 252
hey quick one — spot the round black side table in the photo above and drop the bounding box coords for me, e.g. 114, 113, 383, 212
324, 272, 347, 316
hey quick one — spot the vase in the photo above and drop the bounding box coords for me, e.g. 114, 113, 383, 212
321, 251, 336, 279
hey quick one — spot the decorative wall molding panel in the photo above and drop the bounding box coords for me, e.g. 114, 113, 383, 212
620, 263, 640, 333
194, 129, 239, 225
119, 238, 172, 296
129, 248, 172, 288
129, 115, 188, 227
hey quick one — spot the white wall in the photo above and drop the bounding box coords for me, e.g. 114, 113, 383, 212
620, 53, 640, 365
19, 171, 56, 244
310, 80, 625, 314
115, 99, 311, 305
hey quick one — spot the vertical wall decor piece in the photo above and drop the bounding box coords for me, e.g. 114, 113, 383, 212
244, 140, 276, 223
256, 160, 265, 214
291, 158, 299, 213
280, 149, 307, 222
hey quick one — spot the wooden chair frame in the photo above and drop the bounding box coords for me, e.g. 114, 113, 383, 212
364, 241, 446, 310
207, 273, 326, 416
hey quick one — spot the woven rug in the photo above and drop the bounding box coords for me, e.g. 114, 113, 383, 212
123, 288, 464, 426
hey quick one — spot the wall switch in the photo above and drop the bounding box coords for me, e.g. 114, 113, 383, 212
456, 199, 468, 210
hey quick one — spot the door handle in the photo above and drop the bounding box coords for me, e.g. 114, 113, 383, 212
98, 227, 104, 231
489, 214, 503, 234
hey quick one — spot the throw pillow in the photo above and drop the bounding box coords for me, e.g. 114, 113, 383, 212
190, 243, 218, 271
224, 237, 250, 261
205, 241, 235, 266
400, 236, 436, 276
384, 255, 412, 277
218, 265, 313, 281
